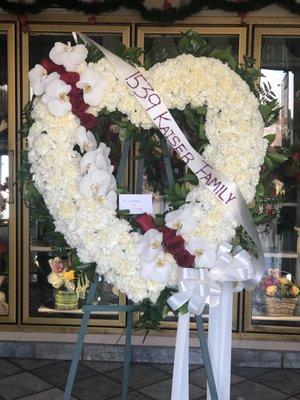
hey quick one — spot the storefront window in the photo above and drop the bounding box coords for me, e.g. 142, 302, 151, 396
251, 34, 300, 327
0, 33, 9, 317
26, 30, 126, 324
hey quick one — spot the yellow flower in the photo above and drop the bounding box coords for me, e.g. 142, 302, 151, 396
266, 285, 277, 296
290, 286, 300, 297
278, 277, 289, 285
64, 270, 75, 282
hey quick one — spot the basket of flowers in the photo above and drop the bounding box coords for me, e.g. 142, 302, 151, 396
263, 274, 300, 316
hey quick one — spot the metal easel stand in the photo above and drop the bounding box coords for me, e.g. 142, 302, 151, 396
64, 137, 218, 399
195, 315, 219, 400
63, 273, 138, 400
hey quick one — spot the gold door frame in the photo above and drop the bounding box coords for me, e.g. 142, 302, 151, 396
21, 23, 131, 327
136, 25, 247, 331
244, 26, 300, 334
0, 23, 16, 324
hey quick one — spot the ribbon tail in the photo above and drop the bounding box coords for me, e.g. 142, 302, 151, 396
171, 313, 190, 400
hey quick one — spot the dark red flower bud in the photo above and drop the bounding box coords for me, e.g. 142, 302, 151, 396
60, 71, 80, 86
70, 93, 89, 116
79, 112, 97, 130
41, 58, 65, 75
136, 214, 156, 232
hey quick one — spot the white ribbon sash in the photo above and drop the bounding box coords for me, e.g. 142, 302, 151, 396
167, 244, 254, 400
76, 32, 264, 290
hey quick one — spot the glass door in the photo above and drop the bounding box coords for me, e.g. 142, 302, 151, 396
245, 27, 300, 333
136, 25, 248, 331
0, 23, 16, 323
21, 24, 131, 327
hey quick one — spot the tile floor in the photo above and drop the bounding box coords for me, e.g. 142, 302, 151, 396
0, 358, 298, 399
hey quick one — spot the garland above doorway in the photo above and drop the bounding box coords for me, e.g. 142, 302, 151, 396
1, 0, 300, 23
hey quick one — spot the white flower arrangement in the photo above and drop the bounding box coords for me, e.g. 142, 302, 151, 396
27, 40, 267, 303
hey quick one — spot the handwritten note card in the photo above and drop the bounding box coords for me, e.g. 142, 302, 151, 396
119, 194, 153, 215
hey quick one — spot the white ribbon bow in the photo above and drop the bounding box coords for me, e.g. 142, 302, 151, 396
168, 242, 255, 400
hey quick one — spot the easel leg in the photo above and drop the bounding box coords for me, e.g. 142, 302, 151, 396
121, 310, 133, 400
195, 315, 219, 400
64, 274, 99, 400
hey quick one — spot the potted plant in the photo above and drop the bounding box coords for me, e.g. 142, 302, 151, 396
262, 274, 300, 316
48, 257, 79, 311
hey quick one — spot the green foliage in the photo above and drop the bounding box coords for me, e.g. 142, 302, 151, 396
164, 182, 190, 209
134, 288, 173, 331
114, 42, 143, 66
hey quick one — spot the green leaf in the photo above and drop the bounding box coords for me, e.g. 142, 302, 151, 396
255, 182, 265, 198
264, 134, 276, 145
264, 156, 273, 169
268, 152, 288, 164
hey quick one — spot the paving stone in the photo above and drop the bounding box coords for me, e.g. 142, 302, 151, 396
232, 349, 282, 368
189, 367, 245, 388
83, 344, 128, 362
80, 360, 123, 373
72, 375, 122, 400
105, 363, 170, 389
133, 346, 175, 364
0, 342, 34, 359
230, 380, 289, 400
283, 353, 300, 368
109, 392, 151, 400
231, 366, 272, 379
254, 369, 300, 396
34, 343, 77, 360
150, 363, 199, 374
0, 372, 52, 400
17, 387, 77, 400
0, 359, 23, 378
9, 358, 59, 371
139, 377, 205, 400
31, 360, 97, 388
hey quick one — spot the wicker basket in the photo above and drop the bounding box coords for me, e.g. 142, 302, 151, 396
265, 296, 298, 317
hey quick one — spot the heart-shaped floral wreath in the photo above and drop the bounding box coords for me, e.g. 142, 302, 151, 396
24, 32, 282, 311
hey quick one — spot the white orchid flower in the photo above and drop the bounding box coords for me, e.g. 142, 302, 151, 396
75, 126, 97, 153
185, 237, 218, 269
137, 229, 163, 262
104, 190, 117, 210
79, 169, 116, 200
41, 77, 72, 117
80, 143, 113, 175
76, 68, 107, 107
165, 207, 197, 235
28, 65, 59, 96
49, 42, 88, 72
141, 252, 174, 283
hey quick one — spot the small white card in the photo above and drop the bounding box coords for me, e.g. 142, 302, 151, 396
119, 194, 153, 215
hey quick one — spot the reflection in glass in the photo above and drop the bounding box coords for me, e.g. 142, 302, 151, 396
28, 32, 123, 320
144, 34, 239, 68
0, 33, 9, 315
252, 36, 300, 325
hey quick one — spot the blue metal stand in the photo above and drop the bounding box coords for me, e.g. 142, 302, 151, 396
63, 273, 138, 400
64, 135, 218, 399
196, 315, 219, 400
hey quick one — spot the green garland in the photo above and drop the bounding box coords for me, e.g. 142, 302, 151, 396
1, 0, 300, 23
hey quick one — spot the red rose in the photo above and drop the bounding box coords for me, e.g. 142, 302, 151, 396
69, 86, 82, 97
174, 247, 195, 268
41, 58, 65, 74
70, 93, 89, 116
164, 235, 184, 255
164, 235, 195, 268
161, 226, 176, 244
79, 112, 97, 130
60, 71, 80, 86
136, 213, 156, 232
